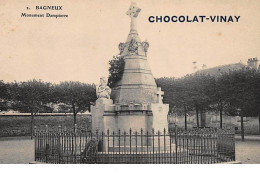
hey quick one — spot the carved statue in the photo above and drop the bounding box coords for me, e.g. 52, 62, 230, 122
96, 77, 111, 99
128, 39, 139, 54
118, 42, 125, 54
142, 41, 149, 53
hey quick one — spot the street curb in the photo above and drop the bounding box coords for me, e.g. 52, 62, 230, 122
235, 136, 260, 141
29, 161, 242, 164
29, 161, 46, 164
217, 161, 242, 164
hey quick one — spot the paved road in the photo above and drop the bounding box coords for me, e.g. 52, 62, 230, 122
0, 136, 259, 164
236, 139, 260, 164
0, 137, 34, 164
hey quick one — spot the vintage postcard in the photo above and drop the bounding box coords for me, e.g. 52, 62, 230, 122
0, 0, 259, 167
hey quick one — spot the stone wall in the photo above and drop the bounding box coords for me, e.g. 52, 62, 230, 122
169, 114, 260, 135
0, 115, 92, 137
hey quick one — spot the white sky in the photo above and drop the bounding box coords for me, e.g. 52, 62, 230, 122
0, 0, 259, 84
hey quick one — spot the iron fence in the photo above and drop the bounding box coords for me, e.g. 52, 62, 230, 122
34, 126, 235, 164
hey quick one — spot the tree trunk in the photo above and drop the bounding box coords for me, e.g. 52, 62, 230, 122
184, 107, 187, 130
73, 112, 77, 133
30, 112, 34, 140
72, 104, 77, 132
73, 112, 77, 125
200, 110, 206, 128
72, 104, 76, 124
219, 107, 223, 129
196, 109, 199, 128
241, 114, 244, 141
259, 115, 260, 133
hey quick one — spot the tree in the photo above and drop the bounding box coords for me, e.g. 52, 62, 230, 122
0, 80, 9, 111
255, 71, 260, 133
210, 73, 231, 128
156, 74, 215, 128
184, 74, 215, 128
9, 79, 52, 138
223, 69, 259, 140
108, 55, 125, 88
54, 81, 96, 127
156, 77, 193, 129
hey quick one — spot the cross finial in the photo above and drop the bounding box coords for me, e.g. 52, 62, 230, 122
126, 2, 141, 18
156, 87, 164, 103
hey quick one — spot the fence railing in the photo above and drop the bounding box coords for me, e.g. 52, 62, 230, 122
34, 126, 235, 164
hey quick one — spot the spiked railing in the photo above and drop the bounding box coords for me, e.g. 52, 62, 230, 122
34, 126, 235, 164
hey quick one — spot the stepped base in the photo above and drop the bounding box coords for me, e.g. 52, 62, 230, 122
107, 144, 177, 153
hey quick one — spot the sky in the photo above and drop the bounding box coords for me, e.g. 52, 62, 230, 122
0, 0, 260, 84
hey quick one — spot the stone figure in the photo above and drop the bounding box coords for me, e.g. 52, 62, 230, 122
118, 42, 125, 54
96, 77, 111, 99
142, 41, 149, 52
128, 39, 139, 54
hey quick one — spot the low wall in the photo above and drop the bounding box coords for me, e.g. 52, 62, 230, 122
0, 114, 92, 137
170, 114, 260, 135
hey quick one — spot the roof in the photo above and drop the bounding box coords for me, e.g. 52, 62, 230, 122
196, 62, 246, 76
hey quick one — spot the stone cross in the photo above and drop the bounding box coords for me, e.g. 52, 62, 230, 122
126, 2, 141, 32
156, 87, 164, 103
126, 2, 141, 18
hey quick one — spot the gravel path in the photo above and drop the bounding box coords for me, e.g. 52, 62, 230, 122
236, 139, 260, 164
0, 136, 259, 164
0, 137, 34, 164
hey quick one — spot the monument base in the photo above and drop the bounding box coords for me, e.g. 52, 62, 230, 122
104, 113, 153, 133
91, 98, 115, 132
91, 98, 170, 152
151, 103, 169, 132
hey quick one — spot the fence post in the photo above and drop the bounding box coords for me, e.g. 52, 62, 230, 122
175, 126, 178, 164
107, 129, 110, 155
96, 129, 99, 163
135, 130, 138, 163
112, 131, 115, 163
58, 125, 61, 164
152, 128, 154, 164
141, 128, 143, 154
34, 126, 37, 161
130, 128, 132, 155
101, 131, 104, 162
118, 129, 121, 154
170, 129, 172, 164
158, 130, 160, 163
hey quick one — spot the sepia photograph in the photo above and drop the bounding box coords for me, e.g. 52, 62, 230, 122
0, 0, 260, 168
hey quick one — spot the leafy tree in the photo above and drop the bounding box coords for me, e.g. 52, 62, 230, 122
0, 80, 9, 111
183, 74, 215, 127
158, 68, 260, 133
210, 74, 231, 128
156, 77, 193, 129
54, 81, 96, 126
9, 79, 52, 138
223, 69, 260, 140
157, 74, 216, 128
254, 71, 260, 133
108, 55, 125, 88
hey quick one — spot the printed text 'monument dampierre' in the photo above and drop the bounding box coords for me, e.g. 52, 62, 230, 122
21, 6, 68, 18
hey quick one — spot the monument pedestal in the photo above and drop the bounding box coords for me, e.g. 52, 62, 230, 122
91, 98, 114, 132
91, 99, 169, 151
151, 103, 169, 132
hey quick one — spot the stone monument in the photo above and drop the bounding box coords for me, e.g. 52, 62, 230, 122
91, 2, 169, 137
